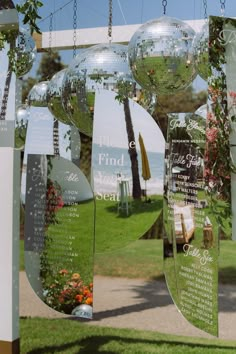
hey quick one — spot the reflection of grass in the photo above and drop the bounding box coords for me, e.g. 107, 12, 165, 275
20, 238, 236, 283
44, 200, 95, 284
135, 56, 195, 91
20, 317, 236, 354
95, 239, 163, 279
95, 195, 163, 253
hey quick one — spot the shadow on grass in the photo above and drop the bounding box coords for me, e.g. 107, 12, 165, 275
25, 334, 236, 354
104, 198, 163, 218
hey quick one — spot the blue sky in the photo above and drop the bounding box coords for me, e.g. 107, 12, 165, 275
30, 0, 236, 30
14, 0, 236, 77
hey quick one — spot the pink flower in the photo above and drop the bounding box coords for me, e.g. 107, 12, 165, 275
206, 127, 218, 143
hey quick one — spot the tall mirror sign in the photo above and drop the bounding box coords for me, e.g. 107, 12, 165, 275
93, 90, 165, 273
0, 1, 20, 353
24, 104, 95, 319
163, 112, 219, 336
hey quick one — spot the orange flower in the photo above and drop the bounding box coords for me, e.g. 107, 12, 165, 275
75, 294, 83, 303
85, 297, 93, 305
59, 269, 68, 275
71, 273, 80, 281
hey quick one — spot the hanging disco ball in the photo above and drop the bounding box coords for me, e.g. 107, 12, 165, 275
15, 104, 29, 149
193, 22, 209, 81
16, 104, 30, 124
46, 69, 72, 125
128, 16, 197, 94
61, 43, 137, 137
28, 81, 49, 107
15, 28, 36, 77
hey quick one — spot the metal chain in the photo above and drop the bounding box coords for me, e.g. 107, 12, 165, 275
203, 0, 208, 20
162, 0, 167, 15
49, 12, 53, 56
108, 0, 113, 42
73, 0, 78, 58
220, 0, 226, 16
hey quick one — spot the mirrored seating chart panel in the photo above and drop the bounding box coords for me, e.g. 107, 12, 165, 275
163, 112, 219, 336
92, 89, 165, 255
23, 105, 95, 319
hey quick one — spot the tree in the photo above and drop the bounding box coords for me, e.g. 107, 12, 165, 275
116, 82, 142, 200
154, 86, 207, 139
36, 51, 66, 81
123, 97, 142, 199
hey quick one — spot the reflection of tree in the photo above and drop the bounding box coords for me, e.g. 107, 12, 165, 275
123, 97, 142, 200
0, 40, 14, 120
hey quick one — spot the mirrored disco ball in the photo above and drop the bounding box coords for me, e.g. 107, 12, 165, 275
28, 81, 49, 107
15, 28, 36, 77
16, 104, 30, 124
61, 43, 136, 136
193, 22, 209, 81
46, 69, 71, 125
128, 16, 197, 94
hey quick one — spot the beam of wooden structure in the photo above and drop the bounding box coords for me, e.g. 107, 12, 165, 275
33, 19, 205, 52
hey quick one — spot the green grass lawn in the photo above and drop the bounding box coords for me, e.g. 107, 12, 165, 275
95, 195, 163, 253
21, 238, 236, 284
20, 318, 236, 354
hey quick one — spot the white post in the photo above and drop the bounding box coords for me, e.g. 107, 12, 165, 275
0, 3, 20, 353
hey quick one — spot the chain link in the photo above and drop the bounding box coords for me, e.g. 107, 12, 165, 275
203, 0, 208, 20
73, 0, 78, 57
220, 0, 226, 16
162, 0, 167, 15
49, 12, 53, 56
108, 0, 113, 42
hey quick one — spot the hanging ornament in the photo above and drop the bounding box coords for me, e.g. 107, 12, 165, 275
28, 81, 49, 107
14, 28, 36, 78
61, 43, 136, 136
193, 22, 209, 81
46, 69, 72, 125
128, 16, 197, 94
16, 104, 30, 123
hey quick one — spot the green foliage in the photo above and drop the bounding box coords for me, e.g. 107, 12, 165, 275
36, 51, 66, 81
22, 77, 37, 102
16, 0, 43, 34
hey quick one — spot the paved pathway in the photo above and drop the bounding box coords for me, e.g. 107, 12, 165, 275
20, 272, 236, 341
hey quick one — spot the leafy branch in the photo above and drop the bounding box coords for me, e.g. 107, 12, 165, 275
16, 0, 43, 34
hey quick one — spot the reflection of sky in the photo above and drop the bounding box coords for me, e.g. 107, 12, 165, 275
23, 107, 71, 165
93, 90, 165, 153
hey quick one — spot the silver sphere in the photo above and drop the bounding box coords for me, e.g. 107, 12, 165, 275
28, 81, 49, 107
61, 43, 136, 136
71, 304, 93, 319
15, 28, 36, 77
194, 22, 209, 81
46, 69, 71, 125
15, 104, 29, 149
128, 16, 197, 94
16, 104, 30, 124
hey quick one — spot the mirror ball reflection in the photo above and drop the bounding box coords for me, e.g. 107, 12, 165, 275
46, 69, 72, 125
28, 81, 49, 107
128, 16, 197, 94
